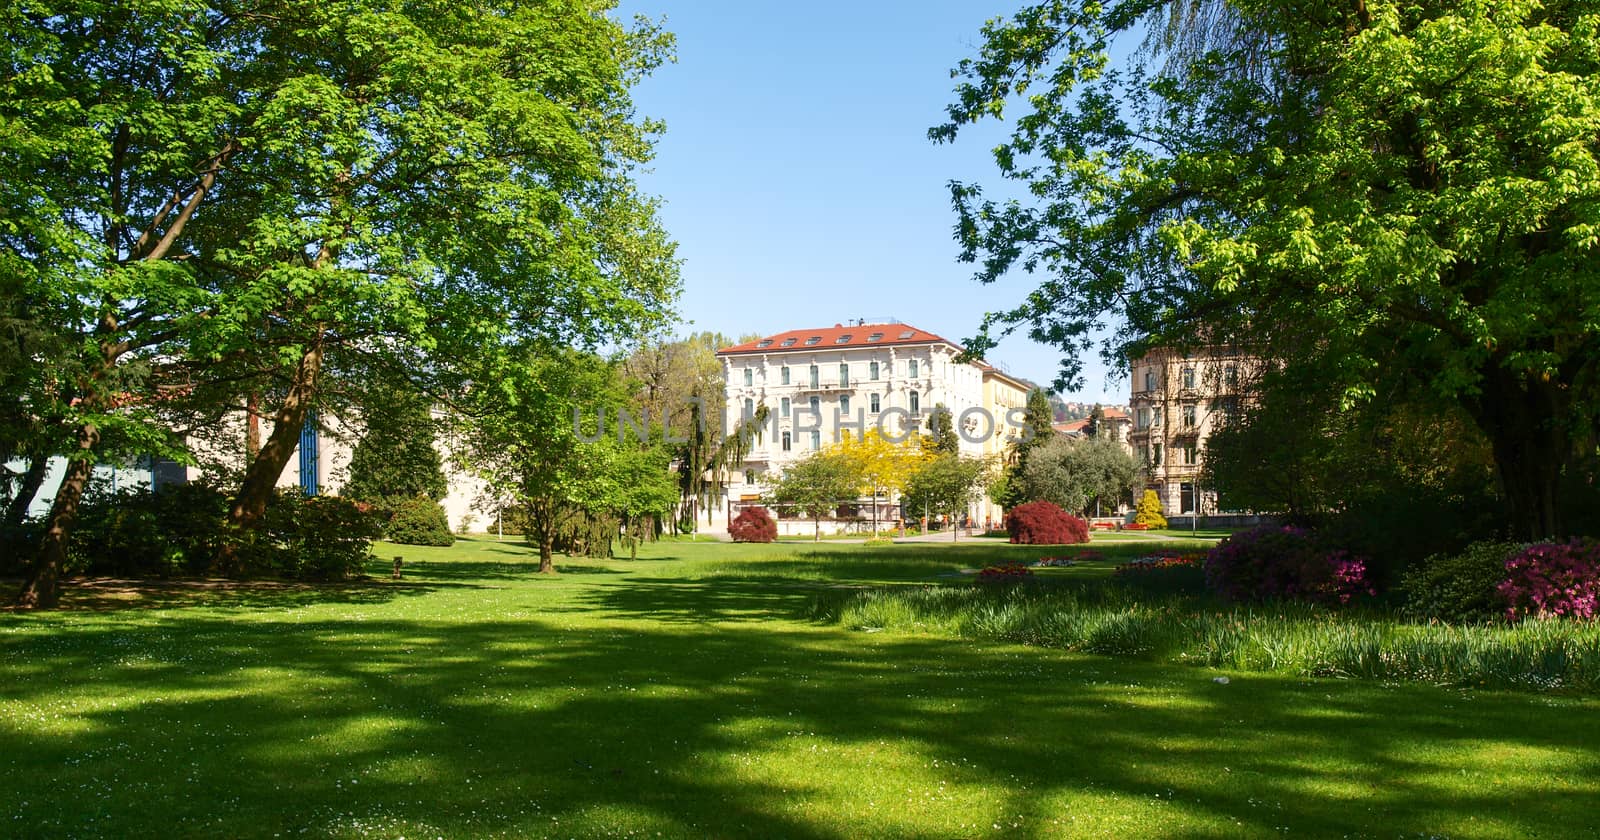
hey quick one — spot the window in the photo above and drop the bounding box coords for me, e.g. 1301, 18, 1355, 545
868, 332, 884, 342
780, 338, 797, 347
908, 359, 919, 378
909, 390, 920, 414
835, 334, 852, 344
756, 339, 772, 348
808, 396, 820, 416
781, 431, 792, 452
840, 394, 851, 413
298, 414, 320, 496
1151, 443, 1163, 466
781, 366, 790, 385
1182, 367, 1195, 388
804, 336, 822, 346
869, 361, 880, 380
1183, 445, 1197, 465
899, 330, 915, 339
1182, 403, 1196, 428
781, 397, 791, 418
1144, 370, 1156, 392
743, 398, 754, 418
1136, 407, 1150, 429
870, 393, 881, 413
1152, 407, 1162, 427
1225, 364, 1238, 387
808, 365, 819, 388
838, 363, 849, 386
809, 430, 820, 450
743, 367, 753, 386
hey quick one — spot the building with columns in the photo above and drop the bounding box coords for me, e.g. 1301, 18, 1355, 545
716, 322, 1034, 531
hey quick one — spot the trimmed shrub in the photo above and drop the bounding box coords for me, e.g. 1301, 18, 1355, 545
1005, 500, 1089, 545
728, 506, 777, 543
384, 495, 455, 547
1205, 524, 1373, 606
1500, 539, 1600, 621
1133, 489, 1166, 528
1401, 540, 1521, 623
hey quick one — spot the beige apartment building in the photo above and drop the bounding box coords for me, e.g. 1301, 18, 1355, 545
1127, 346, 1254, 517
716, 322, 1034, 532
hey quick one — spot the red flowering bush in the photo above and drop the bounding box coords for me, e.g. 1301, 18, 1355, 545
1004, 501, 1089, 545
1204, 525, 1374, 606
1499, 539, 1600, 621
976, 563, 1034, 583
728, 506, 777, 543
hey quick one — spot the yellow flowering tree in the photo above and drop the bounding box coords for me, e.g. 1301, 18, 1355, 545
829, 429, 930, 536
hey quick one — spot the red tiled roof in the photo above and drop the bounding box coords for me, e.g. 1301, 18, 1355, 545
1055, 419, 1089, 434
717, 323, 954, 355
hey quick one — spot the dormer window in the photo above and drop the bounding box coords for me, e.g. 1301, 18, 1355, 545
756, 339, 773, 348
834, 334, 852, 344
867, 333, 884, 342
804, 336, 822, 346
899, 330, 915, 339
780, 338, 797, 347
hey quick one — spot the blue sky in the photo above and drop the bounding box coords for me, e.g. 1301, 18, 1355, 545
618, 0, 1128, 404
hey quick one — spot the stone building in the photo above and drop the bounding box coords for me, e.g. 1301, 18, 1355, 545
1127, 346, 1255, 516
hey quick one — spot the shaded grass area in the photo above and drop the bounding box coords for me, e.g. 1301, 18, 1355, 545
0, 537, 1595, 837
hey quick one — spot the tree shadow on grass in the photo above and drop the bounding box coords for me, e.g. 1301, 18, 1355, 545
0, 611, 1596, 838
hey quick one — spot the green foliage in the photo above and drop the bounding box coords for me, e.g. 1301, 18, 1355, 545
65, 481, 231, 577
900, 454, 989, 530
922, 404, 961, 456
253, 491, 383, 580
1401, 540, 1522, 624
770, 451, 859, 541
1134, 490, 1167, 529
830, 584, 1600, 692
384, 496, 455, 548
937, 0, 1600, 538
344, 394, 448, 504
1014, 436, 1138, 515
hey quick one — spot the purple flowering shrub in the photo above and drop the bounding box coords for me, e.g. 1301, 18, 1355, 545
1204, 525, 1375, 606
1499, 540, 1600, 621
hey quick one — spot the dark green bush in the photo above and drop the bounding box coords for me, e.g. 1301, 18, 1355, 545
383, 495, 455, 546
257, 490, 383, 579
1400, 540, 1520, 623
67, 481, 230, 577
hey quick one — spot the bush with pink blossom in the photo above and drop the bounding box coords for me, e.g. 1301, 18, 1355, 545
1204, 525, 1374, 606
1499, 539, 1600, 621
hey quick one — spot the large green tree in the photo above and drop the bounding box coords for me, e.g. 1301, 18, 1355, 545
900, 454, 990, 540
6, 0, 678, 606
1014, 435, 1140, 516
938, 0, 1600, 538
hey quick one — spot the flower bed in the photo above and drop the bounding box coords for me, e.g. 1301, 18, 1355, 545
976, 563, 1034, 583
1122, 523, 1150, 531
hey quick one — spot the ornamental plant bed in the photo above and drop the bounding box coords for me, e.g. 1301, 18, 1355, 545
1122, 523, 1150, 531
976, 563, 1034, 583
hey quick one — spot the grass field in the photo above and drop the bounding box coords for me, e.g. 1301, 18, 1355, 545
3, 537, 1597, 838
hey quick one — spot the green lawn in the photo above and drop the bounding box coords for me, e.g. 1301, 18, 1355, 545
2, 538, 1597, 838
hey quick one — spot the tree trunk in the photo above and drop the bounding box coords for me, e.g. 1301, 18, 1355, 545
16, 426, 99, 609
227, 345, 323, 530
4, 451, 50, 529
814, 517, 820, 542
1470, 366, 1572, 541
245, 391, 261, 459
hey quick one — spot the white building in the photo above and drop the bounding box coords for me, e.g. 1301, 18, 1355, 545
715, 322, 1033, 533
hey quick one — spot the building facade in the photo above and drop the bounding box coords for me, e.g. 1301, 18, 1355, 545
716, 322, 1033, 532
1127, 347, 1255, 516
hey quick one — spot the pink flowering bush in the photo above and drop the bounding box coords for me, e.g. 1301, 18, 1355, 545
1204, 525, 1375, 606
1499, 540, 1600, 621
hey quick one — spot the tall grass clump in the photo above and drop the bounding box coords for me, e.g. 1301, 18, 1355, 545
823, 584, 1600, 692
